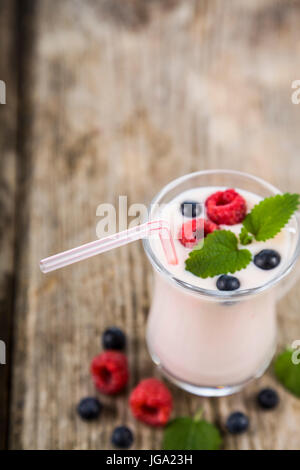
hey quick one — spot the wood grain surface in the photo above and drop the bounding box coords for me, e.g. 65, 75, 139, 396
0, 0, 17, 450
3, 0, 300, 449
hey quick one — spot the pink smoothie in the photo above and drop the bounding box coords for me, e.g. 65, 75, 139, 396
147, 187, 294, 393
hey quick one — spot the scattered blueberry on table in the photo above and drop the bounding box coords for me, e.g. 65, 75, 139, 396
111, 426, 134, 448
257, 388, 279, 410
226, 412, 249, 434
102, 326, 126, 350
77, 397, 103, 421
254, 249, 281, 270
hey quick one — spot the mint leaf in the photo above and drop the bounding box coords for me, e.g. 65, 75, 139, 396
185, 230, 252, 278
243, 193, 299, 242
163, 417, 222, 450
274, 348, 300, 398
239, 226, 253, 245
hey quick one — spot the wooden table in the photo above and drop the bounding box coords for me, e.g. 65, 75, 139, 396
1, 0, 300, 450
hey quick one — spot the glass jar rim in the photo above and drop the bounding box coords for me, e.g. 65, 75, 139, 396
143, 169, 300, 300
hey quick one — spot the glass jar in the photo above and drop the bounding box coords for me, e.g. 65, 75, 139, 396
143, 170, 300, 396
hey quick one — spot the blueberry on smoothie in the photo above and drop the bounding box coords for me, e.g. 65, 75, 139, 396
254, 249, 281, 270
217, 275, 240, 291
180, 201, 202, 218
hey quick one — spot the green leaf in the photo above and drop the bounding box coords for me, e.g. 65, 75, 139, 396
185, 230, 252, 278
239, 226, 253, 245
274, 348, 300, 398
162, 417, 222, 450
242, 193, 300, 242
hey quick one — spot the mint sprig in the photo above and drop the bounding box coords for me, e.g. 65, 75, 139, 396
274, 348, 300, 398
185, 192, 299, 278
185, 230, 252, 278
239, 226, 253, 245
242, 193, 299, 242
163, 410, 222, 450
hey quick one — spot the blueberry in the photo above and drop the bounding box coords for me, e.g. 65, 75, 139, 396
180, 200, 202, 218
77, 397, 102, 421
257, 388, 279, 410
226, 412, 249, 434
254, 249, 281, 270
111, 426, 134, 448
217, 275, 240, 291
102, 327, 126, 350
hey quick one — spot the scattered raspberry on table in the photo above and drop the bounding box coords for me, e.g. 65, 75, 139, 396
90, 350, 128, 395
129, 378, 173, 426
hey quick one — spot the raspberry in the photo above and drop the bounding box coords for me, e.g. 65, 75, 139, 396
178, 218, 219, 248
90, 351, 128, 395
205, 189, 247, 225
129, 378, 173, 427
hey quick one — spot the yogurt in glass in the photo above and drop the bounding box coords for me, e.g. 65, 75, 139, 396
143, 170, 300, 396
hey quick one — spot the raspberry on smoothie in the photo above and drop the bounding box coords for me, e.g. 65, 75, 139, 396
206, 188, 247, 225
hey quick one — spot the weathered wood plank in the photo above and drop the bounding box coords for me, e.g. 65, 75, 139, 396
0, 0, 17, 450
9, 0, 300, 449
6, 0, 39, 449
